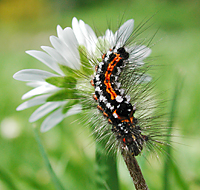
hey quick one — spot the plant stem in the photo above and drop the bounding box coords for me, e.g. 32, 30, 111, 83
122, 151, 149, 190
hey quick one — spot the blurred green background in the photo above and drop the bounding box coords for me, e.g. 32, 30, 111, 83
0, 0, 200, 189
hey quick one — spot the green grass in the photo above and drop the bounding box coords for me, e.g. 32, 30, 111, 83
0, 0, 200, 189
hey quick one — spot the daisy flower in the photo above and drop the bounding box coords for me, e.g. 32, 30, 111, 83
13, 17, 151, 134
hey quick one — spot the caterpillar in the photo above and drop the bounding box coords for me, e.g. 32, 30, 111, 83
84, 21, 167, 158
91, 47, 148, 156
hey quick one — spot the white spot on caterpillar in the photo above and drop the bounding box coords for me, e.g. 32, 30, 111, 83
95, 81, 101, 86
116, 95, 123, 103
110, 106, 114, 111
106, 51, 112, 57
99, 95, 107, 102
113, 48, 117, 53
99, 62, 104, 68
106, 102, 111, 108
113, 113, 118, 118
95, 74, 100, 81
98, 68, 102, 72
95, 86, 101, 92
104, 57, 108, 62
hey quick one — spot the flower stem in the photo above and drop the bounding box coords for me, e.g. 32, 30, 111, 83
121, 151, 149, 190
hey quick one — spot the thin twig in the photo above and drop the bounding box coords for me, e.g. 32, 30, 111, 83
122, 151, 149, 190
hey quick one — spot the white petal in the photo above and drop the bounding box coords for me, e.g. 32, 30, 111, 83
13, 69, 58, 82
72, 17, 86, 46
95, 37, 105, 58
16, 94, 51, 111
26, 81, 47, 87
62, 27, 80, 67
56, 25, 64, 39
22, 83, 59, 100
115, 19, 134, 48
40, 107, 65, 132
86, 27, 98, 54
29, 101, 66, 122
105, 29, 115, 47
85, 23, 97, 43
50, 36, 80, 70
40, 104, 82, 132
130, 46, 152, 61
79, 20, 97, 54
62, 27, 79, 51
26, 50, 63, 75
41, 46, 67, 71
65, 104, 82, 117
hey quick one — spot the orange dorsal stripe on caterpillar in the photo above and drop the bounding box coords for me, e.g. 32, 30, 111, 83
104, 53, 121, 100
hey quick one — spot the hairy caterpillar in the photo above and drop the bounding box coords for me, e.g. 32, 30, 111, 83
91, 47, 147, 156
83, 20, 167, 158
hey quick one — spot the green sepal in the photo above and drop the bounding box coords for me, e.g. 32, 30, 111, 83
46, 89, 80, 102
46, 76, 76, 88
79, 45, 94, 76
62, 99, 80, 114
59, 65, 82, 78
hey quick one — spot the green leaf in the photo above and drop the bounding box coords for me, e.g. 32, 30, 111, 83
33, 128, 65, 190
46, 76, 76, 88
78, 45, 94, 76
62, 99, 80, 114
47, 89, 80, 101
